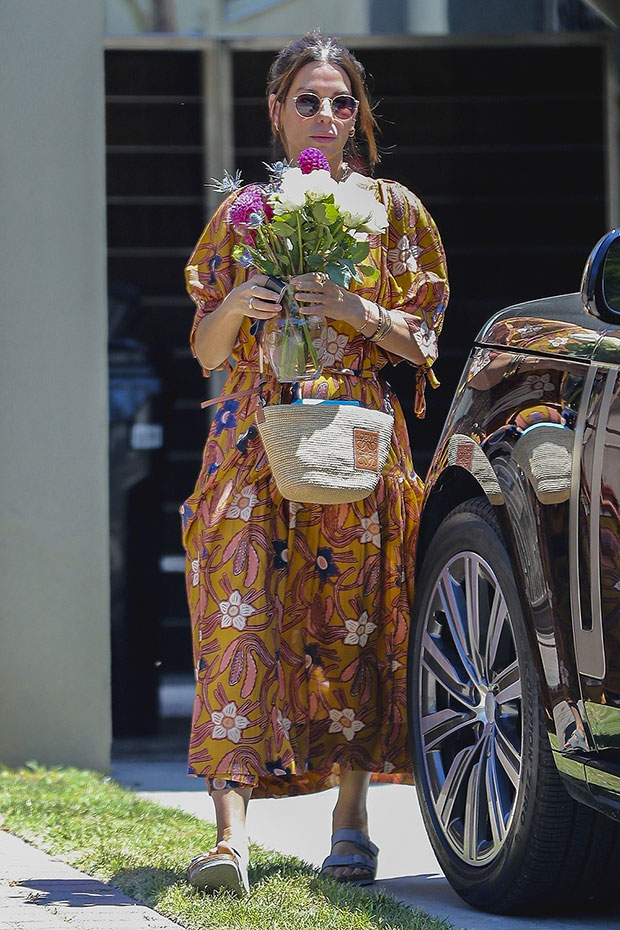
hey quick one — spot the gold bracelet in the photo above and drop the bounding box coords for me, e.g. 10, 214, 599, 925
368, 305, 393, 343
374, 310, 394, 343
359, 302, 375, 336
362, 303, 382, 338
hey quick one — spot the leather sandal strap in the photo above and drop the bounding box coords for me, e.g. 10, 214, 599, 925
321, 853, 375, 871
330, 828, 379, 858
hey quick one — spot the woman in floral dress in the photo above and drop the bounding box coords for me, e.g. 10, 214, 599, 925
182, 32, 449, 895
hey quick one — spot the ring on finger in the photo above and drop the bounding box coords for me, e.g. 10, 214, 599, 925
249, 296, 256, 311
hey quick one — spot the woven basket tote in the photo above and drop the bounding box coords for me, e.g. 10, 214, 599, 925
255, 401, 394, 504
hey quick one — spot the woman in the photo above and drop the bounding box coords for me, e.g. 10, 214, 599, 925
182, 32, 449, 896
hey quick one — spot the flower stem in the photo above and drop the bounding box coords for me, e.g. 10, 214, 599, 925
296, 211, 304, 275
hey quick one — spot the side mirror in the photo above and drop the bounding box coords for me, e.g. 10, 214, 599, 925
581, 228, 620, 322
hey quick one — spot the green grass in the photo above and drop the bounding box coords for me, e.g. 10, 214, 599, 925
0, 764, 451, 930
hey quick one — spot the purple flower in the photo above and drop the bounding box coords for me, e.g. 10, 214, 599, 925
213, 398, 239, 435
297, 147, 331, 174
228, 185, 265, 227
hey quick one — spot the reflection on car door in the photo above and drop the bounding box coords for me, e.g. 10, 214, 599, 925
576, 366, 620, 752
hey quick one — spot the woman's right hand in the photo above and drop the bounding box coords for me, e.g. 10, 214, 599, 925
222, 276, 283, 321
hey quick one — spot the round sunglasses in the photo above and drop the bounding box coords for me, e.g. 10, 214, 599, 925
292, 92, 359, 120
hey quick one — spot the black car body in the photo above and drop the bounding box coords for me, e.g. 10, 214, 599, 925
408, 230, 620, 914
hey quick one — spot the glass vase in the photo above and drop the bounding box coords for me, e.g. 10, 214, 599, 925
263, 281, 326, 382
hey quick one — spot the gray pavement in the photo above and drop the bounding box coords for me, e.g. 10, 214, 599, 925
0, 829, 183, 930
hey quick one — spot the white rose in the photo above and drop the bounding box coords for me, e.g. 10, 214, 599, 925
335, 175, 388, 233
363, 198, 388, 234
301, 169, 338, 202
272, 167, 307, 213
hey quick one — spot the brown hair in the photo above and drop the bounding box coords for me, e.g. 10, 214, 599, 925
266, 32, 379, 174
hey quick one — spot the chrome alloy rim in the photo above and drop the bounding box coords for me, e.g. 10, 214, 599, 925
418, 552, 522, 866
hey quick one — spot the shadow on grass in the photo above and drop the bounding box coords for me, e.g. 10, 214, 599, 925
108, 865, 185, 908
109, 862, 449, 930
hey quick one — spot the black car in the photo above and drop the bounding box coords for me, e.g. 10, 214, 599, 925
409, 230, 620, 914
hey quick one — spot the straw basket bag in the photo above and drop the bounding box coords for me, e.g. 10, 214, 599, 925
255, 400, 394, 504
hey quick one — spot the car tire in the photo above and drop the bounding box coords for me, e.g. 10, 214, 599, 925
409, 497, 620, 914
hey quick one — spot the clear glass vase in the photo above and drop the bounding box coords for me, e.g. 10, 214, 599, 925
263, 281, 326, 382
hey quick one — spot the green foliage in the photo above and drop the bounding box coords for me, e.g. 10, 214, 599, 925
0, 765, 451, 930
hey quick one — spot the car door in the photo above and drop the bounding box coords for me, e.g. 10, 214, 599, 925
574, 346, 620, 762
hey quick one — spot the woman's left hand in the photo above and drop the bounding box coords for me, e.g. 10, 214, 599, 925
289, 272, 365, 328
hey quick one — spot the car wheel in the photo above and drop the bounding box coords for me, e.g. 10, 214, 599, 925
409, 497, 620, 914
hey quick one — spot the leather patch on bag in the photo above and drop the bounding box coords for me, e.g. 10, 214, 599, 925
354, 428, 380, 472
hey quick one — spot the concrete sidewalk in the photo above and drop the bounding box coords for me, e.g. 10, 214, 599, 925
0, 830, 183, 930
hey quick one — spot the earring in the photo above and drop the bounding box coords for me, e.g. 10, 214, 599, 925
349, 127, 355, 137
275, 121, 279, 132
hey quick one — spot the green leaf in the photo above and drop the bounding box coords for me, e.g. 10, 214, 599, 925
305, 253, 324, 269
323, 203, 340, 224
311, 202, 327, 224
270, 220, 296, 237
359, 263, 379, 280
325, 263, 352, 288
349, 240, 370, 263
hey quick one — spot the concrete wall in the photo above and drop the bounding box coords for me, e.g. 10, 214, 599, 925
0, 1, 111, 771
219, 0, 370, 35
105, 0, 370, 36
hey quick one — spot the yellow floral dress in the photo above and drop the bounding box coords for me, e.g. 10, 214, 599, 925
182, 178, 449, 797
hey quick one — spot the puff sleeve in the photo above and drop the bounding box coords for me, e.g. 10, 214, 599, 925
376, 180, 449, 417
184, 191, 249, 374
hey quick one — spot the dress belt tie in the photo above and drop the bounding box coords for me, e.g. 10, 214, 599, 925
200, 366, 379, 409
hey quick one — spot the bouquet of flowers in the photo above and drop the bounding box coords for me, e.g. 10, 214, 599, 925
216, 148, 388, 381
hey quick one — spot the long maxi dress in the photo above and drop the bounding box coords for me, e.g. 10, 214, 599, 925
181, 177, 449, 797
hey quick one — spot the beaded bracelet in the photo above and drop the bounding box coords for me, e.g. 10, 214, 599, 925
368, 305, 394, 343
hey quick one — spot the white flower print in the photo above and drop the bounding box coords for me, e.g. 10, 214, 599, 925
186, 264, 203, 290
211, 701, 249, 743
548, 335, 570, 348
360, 512, 381, 547
276, 709, 292, 738
344, 611, 377, 648
219, 590, 255, 631
412, 320, 436, 359
191, 558, 200, 587
328, 708, 365, 740
387, 234, 420, 277
288, 500, 301, 530
227, 485, 258, 521
322, 326, 349, 366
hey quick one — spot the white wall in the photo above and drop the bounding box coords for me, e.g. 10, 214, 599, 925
0, 0, 111, 771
